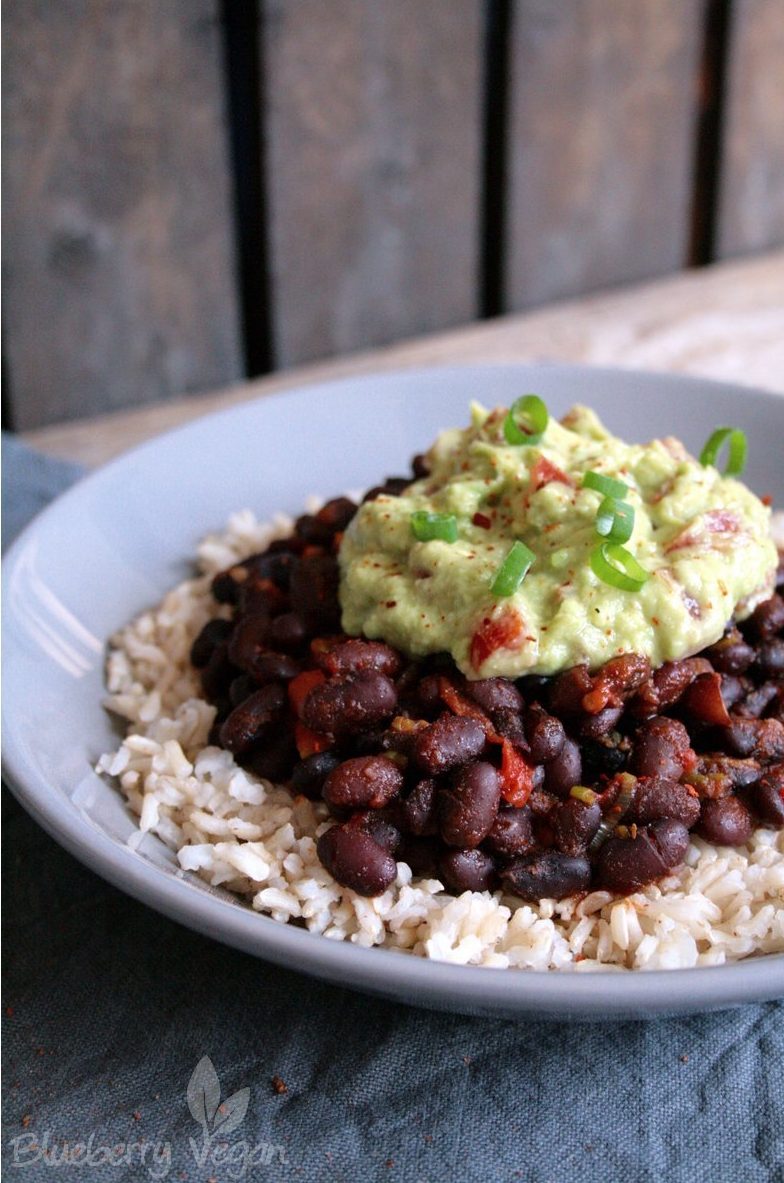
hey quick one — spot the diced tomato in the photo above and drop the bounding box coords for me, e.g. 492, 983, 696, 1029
287, 669, 326, 718
529, 456, 573, 492
469, 608, 526, 672
666, 509, 743, 553
499, 739, 536, 807
294, 720, 331, 758
680, 672, 732, 727
472, 512, 492, 529
437, 677, 499, 741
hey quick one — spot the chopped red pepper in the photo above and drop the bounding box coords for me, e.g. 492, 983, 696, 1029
294, 720, 331, 758
472, 512, 492, 530
529, 456, 573, 492
469, 608, 526, 672
438, 677, 499, 741
288, 668, 326, 718
499, 739, 536, 807
680, 672, 732, 727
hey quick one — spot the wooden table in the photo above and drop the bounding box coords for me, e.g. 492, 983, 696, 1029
25, 250, 784, 469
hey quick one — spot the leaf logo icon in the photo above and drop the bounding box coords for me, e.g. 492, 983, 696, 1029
212, 1088, 250, 1138
187, 1057, 221, 1135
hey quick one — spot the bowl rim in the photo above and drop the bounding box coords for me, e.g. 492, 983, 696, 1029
4, 361, 784, 1017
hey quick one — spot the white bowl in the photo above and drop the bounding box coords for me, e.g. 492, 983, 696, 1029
4, 363, 783, 1019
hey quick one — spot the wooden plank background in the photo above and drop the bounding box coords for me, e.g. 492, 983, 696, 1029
504, 0, 705, 309
2, 0, 242, 429
262, 0, 484, 367
3, 0, 784, 430
717, 0, 784, 257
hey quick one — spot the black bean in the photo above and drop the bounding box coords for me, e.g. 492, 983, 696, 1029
528, 789, 559, 815
247, 652, 301, 684
219, 684, 286, 755
245, 731, 298, 782
756, 639, 784, 678
696, 755, 761, 789
378, 724, 422, 758
397, 836, 440, 877
351, 811, 402, 854
416, 674, 444, 714
211, 566, 244, 604
704, 628, 755, 674
265, 536, 305, 555
548, 664, 593, 716
748, 764, 784, 826
227, 614, 271, 673
245, 550, 296, 589
596, 819, 689, 892
628, 777, 701, 828
290, 751, 341, 800
237, 573, 288, 617
484, 806, 536, 858
696, 797, 753, 846
465, 678, 524, 716
576, 706, 623, 740
313, 637, 402, 679
735, 682, 780, 719
200, 642, 238, 705
553, 798, 602, 856
720, 675, 748, 710
412, 715, 487, 775
401, 778, 439, 836
302, 672, 398, 737
412, 453, 430, 479
317, 825, 397, 896
631, 657, 713, 718
229, 674, 257, 707
295, 513, 334, 546
266, 611, 308, 651
362, 477, 410, 503
322, 755, 404, 810
631, 717, 693, 780
501, 852, 591, 901
439, 848, 496, 893
543, 738, 582, 799
190, 618, 233, 669
289, 554, 340, 629
524, 704, 566, 764
581, 735, 629, 781
315, 496, 358, 533
724, 717, 784, 761
745, 593, 784, 640
492, 708, 529, 749
438, 761, 501, 848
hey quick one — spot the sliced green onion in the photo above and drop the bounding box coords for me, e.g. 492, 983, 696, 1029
699, 426, 747, 476
582, 470, 628, 500
595, 496, 635, 544
491, 540, 535, 597
587, 773, 637, 852
503, 395, 549, 446
410, 511, 458, 543
590, 541, 649, 591
570, 785, 599, 806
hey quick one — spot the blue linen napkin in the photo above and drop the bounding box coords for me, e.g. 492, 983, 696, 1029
2, 433, 782, 1183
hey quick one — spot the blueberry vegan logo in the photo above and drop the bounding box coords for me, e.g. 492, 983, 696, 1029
6, 1056, 287, 1179
186, 1056, 288, 1177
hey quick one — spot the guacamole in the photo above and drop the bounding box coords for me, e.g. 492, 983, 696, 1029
338, 404, 777, 678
